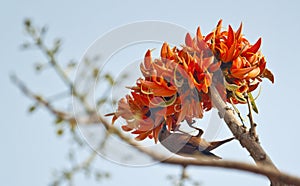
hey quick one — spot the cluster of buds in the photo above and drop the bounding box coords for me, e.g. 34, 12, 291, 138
106, 20, 274, 142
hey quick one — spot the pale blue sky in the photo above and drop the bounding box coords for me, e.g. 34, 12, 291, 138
1, 0, 300, 185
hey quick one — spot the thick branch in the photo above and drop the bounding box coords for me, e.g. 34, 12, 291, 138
210, 86, 285, 185
210, 86, 275, 167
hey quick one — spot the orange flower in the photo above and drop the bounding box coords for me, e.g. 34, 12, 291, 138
109, 41, 220, 142
206, 19, 274, 103
106, 20, 274, 142
209, 20, 244, 63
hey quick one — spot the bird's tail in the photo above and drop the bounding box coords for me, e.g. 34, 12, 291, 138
206, 137, 235, 152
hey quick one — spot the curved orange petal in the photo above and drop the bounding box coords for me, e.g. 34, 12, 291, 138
208, 61, 221, 72
262, 68, 275, 83
144, 49, 152, 69
185, 33, 193, 47
235, 22, 243, 40
152, 125, 163, 143
161, 42, 174, 60
242, 38, 262, 58
135, 131, 152, 141
122, 125, 134, 132
215, 19, 223, 35
231, 66, 257, 79
247, 67, 261, 78
226, 25, 235, 47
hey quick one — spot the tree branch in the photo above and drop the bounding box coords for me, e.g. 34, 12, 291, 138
10, 74, 69, 119
97, 113, 300, 186
210, 86, 286, 186
10, 74, 99, 125
12, 73, 300, 185
244, 92, 257, 138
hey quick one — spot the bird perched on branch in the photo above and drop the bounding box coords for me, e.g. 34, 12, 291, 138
158, 123, 234, 159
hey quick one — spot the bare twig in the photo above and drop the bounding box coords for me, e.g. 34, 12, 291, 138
23, 22, 93, 114
25, 24, 74, 91
20, 21, 109, 186
10, 74, 98, 125
51, 149, 100, 186
229, 97, 245, 127
11, 74, 69, 119
178, 165, 188, 186
244, 93, 257, 139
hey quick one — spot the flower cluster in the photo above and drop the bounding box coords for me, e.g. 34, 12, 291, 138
185, 20, 274, 103
107, 20, 274, 142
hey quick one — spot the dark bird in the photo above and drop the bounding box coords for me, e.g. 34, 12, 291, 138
158, 124, 234, 159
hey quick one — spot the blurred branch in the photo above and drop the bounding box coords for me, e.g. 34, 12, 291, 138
51, 146, 109, 186
24, 19, 73, 90
23, 19, 93, 113
179, 166, 188, 186
14, 19, 108, 185
10, 74, 100, 125
11, 74, 70, 119
167, 166, 201, 186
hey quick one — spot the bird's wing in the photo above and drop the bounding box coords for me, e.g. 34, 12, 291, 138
179, 136, 210, 154
160, 133, 192, 153
180, 138, 222, 159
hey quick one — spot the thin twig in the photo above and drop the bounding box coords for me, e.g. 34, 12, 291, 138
178, 165, 188, 186
51, 148, 100, 186
11, 74, 99, 124
244, 93, 257, 139
30, 32, 74, 91
25, 25, 94, 114
229, 97, 245, 127
36, 41, 93, 113
11, 74, 69, 119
